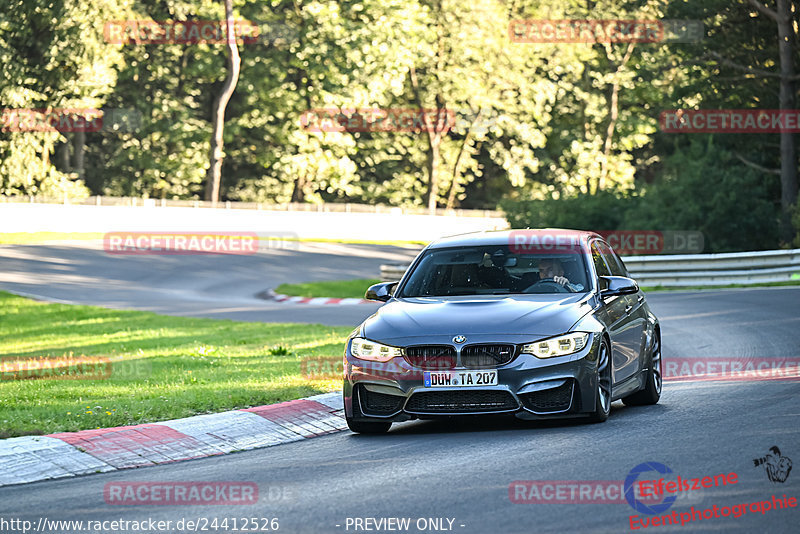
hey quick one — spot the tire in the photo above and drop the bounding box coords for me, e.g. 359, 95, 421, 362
346, 416, 391, 434
586, 337, 612, 423
622, 332, 662, 406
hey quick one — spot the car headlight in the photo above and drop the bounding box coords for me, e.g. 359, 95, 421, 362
521, 332, 590, 358
350, 337, 404, 362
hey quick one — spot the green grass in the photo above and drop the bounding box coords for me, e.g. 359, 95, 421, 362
0, 291, 350, 438
275, 279, 381, 298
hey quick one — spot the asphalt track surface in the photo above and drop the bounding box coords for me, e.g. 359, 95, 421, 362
1, 243, 799, 533
0, 241, 421, 326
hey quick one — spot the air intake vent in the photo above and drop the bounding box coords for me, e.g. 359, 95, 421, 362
404, 345, 456, 370
460, 344, 515, 368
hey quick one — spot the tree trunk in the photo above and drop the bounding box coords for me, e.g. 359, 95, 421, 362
204, 0, 241, 204
408, 2, 446, 214
428, 140, 441, 213
597, 42, 634, 195
776, 0, 798, 242
409, 65, 446, 214
291, 171, 306, 202
73, 129, 85, 179
57, 139, 70, 171
749, 0, 798, 242
445, 110, 483, 209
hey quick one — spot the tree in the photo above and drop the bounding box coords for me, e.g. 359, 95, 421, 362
624, 136, 779, 252
87, 0, 229, 199
205, 0, 241, 203
406, 0, 550, 212
745, 0, 798, 243
662, 0, 798, 244
0, 0, 127, 198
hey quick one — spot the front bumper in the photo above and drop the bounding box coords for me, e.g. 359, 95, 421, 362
343, 334, 602, 422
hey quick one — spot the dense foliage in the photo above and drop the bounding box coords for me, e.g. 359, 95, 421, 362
1, 0, 798, 249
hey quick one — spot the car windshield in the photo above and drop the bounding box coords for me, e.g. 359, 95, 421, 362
398, 245, 590, 297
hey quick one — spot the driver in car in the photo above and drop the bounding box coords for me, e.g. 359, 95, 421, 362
538, 258, 584, 292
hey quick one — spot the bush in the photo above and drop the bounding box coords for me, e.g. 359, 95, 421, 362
501, 137, 779, 253
500, 190, 632, 231
623, 136, 778, 252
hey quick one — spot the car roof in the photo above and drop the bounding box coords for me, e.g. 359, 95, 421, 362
427, 229, 603, 250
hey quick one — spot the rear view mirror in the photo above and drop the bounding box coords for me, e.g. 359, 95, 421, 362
365, 282, 398, 302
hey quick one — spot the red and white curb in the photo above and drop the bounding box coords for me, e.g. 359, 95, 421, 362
0, 392, 346, 487
265, 289, 372, 305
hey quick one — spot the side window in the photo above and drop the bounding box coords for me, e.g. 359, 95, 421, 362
597, 241, 627, 277
591, 242, 612, 278
610, 250, 630, 277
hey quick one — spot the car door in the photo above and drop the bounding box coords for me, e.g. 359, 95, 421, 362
591, 240, 641, 384
603, 243, 648, 372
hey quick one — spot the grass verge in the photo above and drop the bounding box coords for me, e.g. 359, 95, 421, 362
275, 279, 381, 299
0, 291, 349, 438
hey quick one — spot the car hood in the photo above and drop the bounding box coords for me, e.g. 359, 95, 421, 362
361, 294, 595, 344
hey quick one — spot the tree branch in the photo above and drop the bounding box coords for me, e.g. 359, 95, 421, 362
445, 109, 483, 209
706, 52, 783, 78
735, 153, 781, 175
748, 0, 779, 21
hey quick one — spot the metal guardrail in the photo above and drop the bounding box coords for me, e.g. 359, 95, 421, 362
381, 264, 411, 281
623, 248, 800, 287
380, 248, 800, 288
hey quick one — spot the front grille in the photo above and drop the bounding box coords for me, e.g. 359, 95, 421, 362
406, 390, 518, 413
460, 344, 515, 368
519, 381, 574, 413
404, 345, 456, 370
359, 387, 405, 415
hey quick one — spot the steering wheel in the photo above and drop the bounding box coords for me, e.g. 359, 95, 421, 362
524, 278, 572, 293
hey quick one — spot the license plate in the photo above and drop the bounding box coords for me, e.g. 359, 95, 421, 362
423, 370, 498, 388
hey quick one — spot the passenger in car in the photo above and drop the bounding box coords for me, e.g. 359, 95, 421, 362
477, 253, 518, 290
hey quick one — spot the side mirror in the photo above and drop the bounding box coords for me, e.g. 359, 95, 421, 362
599, 276, 639, 299
365, 281, 398, 302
